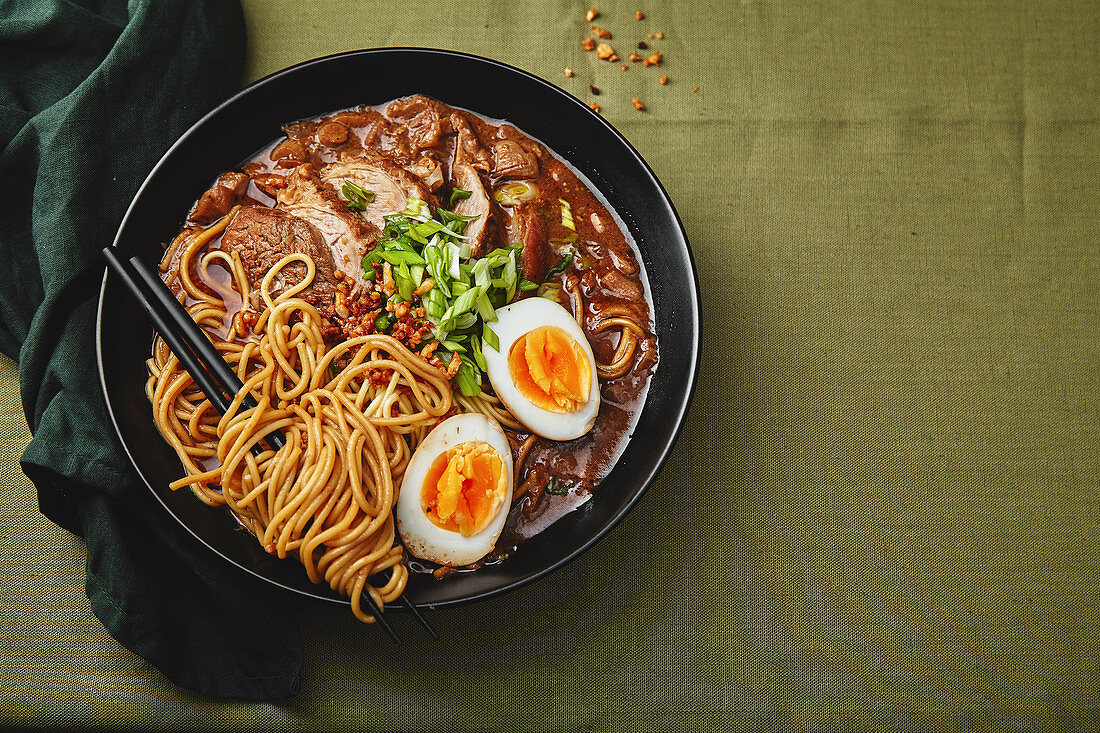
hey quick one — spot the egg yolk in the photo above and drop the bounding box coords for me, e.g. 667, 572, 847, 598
421, 441, 507, 536
507, 325, 591, 413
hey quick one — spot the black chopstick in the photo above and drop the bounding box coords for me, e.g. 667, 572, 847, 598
126, 254, 285, 452
398, 594, 439, 640
103, 247, 439, 642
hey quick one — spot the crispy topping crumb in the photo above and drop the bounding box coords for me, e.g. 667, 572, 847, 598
659, 75, 668, 84
636, 10, 645, 20
586, 8, 598, 22
632, 97, 645, 110
629, 50, 642, 62
564, 67, 574, 77
643, 51, 663, 66
621, 63, 628, 70
588, 102, 600, 113
647, 33, 654, 39
589, 84, 601, 95
582, 37, 596, 51
656, 31, 664, 39
591, 25, 612, 39
638, 40, 648, 49
691, 86, 699, 93
596, 42, 615, 60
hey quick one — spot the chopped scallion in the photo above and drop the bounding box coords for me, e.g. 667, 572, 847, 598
559, 198, 575, 231
342, 180, 376, 211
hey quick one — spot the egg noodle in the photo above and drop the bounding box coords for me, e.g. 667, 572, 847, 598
149, 216, 506, 622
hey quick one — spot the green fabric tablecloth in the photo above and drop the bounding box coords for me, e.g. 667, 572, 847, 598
3, 0, 1098, 729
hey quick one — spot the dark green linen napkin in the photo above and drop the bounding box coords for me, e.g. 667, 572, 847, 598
0, 0, 302, 699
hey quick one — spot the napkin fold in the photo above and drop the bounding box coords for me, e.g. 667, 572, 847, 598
0, 0, 303, 699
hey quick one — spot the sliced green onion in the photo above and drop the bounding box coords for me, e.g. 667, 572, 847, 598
475, 290, 496, 321
544, 476, 574, 495
494, 181, 538, 206
454, 356, 482, 397
379, 250, 427, 267
470, 335, 488, 371
374, 312, 394, 331
342, 180, 376, 211
482, 323, 500, 351
424, 288, 447, 322
545, 252, 573, 279
537, 282, 563, 303
396, 262, 414, 301
560, 198, 575, 231
450, 187, 472, 206
451, 284, 484, 317
471, 258, 491, 287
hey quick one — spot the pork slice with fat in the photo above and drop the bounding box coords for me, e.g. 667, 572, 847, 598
321, 153, 436, 232
451, 161, 493, 257
275, 164, 377, 283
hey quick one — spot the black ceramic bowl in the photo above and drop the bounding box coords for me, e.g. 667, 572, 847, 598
97, 48, 699, 612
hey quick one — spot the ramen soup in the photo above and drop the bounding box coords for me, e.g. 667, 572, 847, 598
148, 95, 657, 622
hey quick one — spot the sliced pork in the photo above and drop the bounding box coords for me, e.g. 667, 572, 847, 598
189, 172, 249, 225
220, 205, 336, 307
451, 161, 493, 256
492, 140, 539, 180
321, 153, 436, 231
276, 164, 377, 283
507, 203, 550, 286
450, 111, 492, 172
386, 95, 450, 157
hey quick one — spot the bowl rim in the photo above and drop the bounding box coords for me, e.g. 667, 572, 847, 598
96, 46, 701, 610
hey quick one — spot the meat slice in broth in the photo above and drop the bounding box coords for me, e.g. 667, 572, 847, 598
507, 203, 550, 285
451, 161, 493, 257
321, 153, 436, 232
220, 205, 337, 307
405, 155, 444, 192
385, 95, 450, 158
190, 172, 249, 225
276, 164, 377, 284
491, 140, 539, 180
450, 111, 492, 172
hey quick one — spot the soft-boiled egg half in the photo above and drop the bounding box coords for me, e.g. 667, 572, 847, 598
482, 297, 600, 441
396, 413, 514, 566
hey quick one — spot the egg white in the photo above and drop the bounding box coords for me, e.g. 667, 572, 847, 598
482, 298, 600, 441
396, 413, 514, 567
